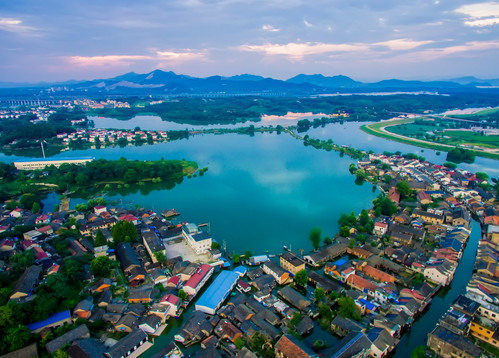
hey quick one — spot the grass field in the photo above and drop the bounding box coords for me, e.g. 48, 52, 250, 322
361, 119, 499, 160
441, 131, 499, 149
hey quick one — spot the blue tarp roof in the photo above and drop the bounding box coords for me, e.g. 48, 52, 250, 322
234, 266, 247, 276
196, 271, 240, 312
333, 258, 348, 266
27, 310, 71, 331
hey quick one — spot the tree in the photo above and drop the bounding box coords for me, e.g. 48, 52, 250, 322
309, 227, 322, 250
294, 269, 308, 287
178, 289, 187, 300
338, 212, 356, 227
63, 258, 84, 284
289, 312, 302, 327
94, 229, 106, 247
411, 346, 426, 358
112, 220, 138, 243
359, 209, 370, 227
234, 337, 245, 350
348, 238, 356, 248
31, 202, 41, 214
314, 287, 325, 302
20, 193, 38, 209
154, 251, 166, 264
476, 172, 489, 181
340, 226, 351, 238
90, 256, 111, 278
338, 296, 361, 321
5, 324, 31, 351
324, 236, 332, 245
396, 181, 412, 200
319, 304, 333, 321
211, 241, 221, 250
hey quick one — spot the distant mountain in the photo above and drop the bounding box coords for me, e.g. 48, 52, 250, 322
287, 74, 361, 88
226, 74, 266, 81
448, 76, 499, 86
1, 69, 497, 96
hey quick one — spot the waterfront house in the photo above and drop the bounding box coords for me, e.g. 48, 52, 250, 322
159, 293, 181, 317
105, 329, 149, 358
302, 243, 348, 266
183, 264, 214, 296
138, 314, 162, 335
275, 334, 318, 358
346, 274, 379, 297
331, 316, 364, 337
280, 252, 306, 276
277, 286, 311, 311
427, 325, 483, 358
262, 261, 290, 284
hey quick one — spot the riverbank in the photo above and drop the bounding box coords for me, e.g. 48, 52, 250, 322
361, 119, 499, 160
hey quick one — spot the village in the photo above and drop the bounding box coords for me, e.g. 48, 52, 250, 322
0, 152, 498, 358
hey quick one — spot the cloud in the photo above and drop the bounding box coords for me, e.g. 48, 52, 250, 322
262, 24, 280, 32
0, 17, 37, 34
68, 55, 153, 67
239, 42, 368, 59
455, 2, 499, 27
67, 50, 206, 67
375, 38, 434, 50
303, 19, 314, 28
239, 38, 434, 60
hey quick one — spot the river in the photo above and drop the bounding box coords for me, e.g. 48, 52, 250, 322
392, 219, 482, 357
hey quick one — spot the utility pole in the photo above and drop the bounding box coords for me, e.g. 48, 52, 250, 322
40, 141, 46, 159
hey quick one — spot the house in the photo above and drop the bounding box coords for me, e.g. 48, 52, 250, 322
469, 315, 499, 348
331, 316, 364, 337
357, 262, 396, 284
45, 324, 90, 354
277, 286, 311, 311
237, 280, 251, 293
89, 278, 112, 293
427, 325, 483, 358
115, 242, 141, 274
214, 318, 242, 342
98, 289, 113, 308
262, 261, 290, 285
280, 252, 306, 276
275, 334, 318, 358
0, 343, 38, 358
115, 313, 138, 332
346, 274, 379, 297
66, 338, 107, 358
105, 329, 149, 358
195, 270, 240, 315
182, 223, 212, 254
323, 332, 371, 358
302, 243, 348, 267
150, 269, 169, 286
10, 265, 42, 300
424, 260, 456, 286
138, 314, 162, 335
128, 286, 153, 303
142, 230, 164, 263
412, 209, 444, 225
159, 294, 182, 317
183, 264, 214, 296
367, 327, 398, 358
295, 315, 314, 336
174, 311, 213, 344
307, 271, 342, 293
373, 222, 388, 237
27, 310, 72, 333
73, 296, 94, 320
23, 229, 43, 241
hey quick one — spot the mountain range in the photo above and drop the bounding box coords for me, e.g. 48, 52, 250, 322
1, 70, 499, 96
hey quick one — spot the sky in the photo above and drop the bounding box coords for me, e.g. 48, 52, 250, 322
1, 0, 499, 83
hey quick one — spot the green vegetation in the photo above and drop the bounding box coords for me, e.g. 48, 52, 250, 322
0, 158, 198, 201
337, 296, 362, 321
309, 227, 322, 250
294, 269, 308, 287
446, 147, 475, 164
90, 256, 112, 278
362, 120, 499, 161
373, 194, 398, 217
112, 220, 139, 244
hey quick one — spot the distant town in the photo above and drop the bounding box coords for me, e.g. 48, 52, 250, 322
0, 149, 497, 358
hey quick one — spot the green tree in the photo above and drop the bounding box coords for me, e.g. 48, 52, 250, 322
396, 181, 412, 200
340, 226, 351, 237
411, 346, 426, 358
314, 287, 325, 302
20, 193, 38, 210
211, 241, 221, 250
75, 203, 88, 212
348, 238, 356, 248
476, 172, 489, 181
324, 236, 332, 245
178, 289, 187, 300
294, 269, 308, 287
359, 209, 370, 227
349, 163, 357, 174
63, 258, 84, 284
5, 324, 31, 351
338, 296, 361, 321
309, 227, 322, 250
112, 220, 138, 243
94, 229, 106, 247
90, 256, 111, 278
289, 312, 302, 327
234, 337, 245, 350
123, 169, 138, 183
31, 202, 41, 214
154, 251, 166, 264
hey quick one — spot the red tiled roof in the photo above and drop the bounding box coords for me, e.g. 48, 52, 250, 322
184, 264, 212, 290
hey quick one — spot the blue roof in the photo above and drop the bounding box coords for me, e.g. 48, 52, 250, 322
234, 266, 247, 276
442, 238, 462, 252
27, 310, 71, 331
333, 258, 348, 266
358, 298, 376, 311
196, 271, 240, 312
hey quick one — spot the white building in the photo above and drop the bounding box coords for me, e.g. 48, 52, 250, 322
182, 223, 212, 254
